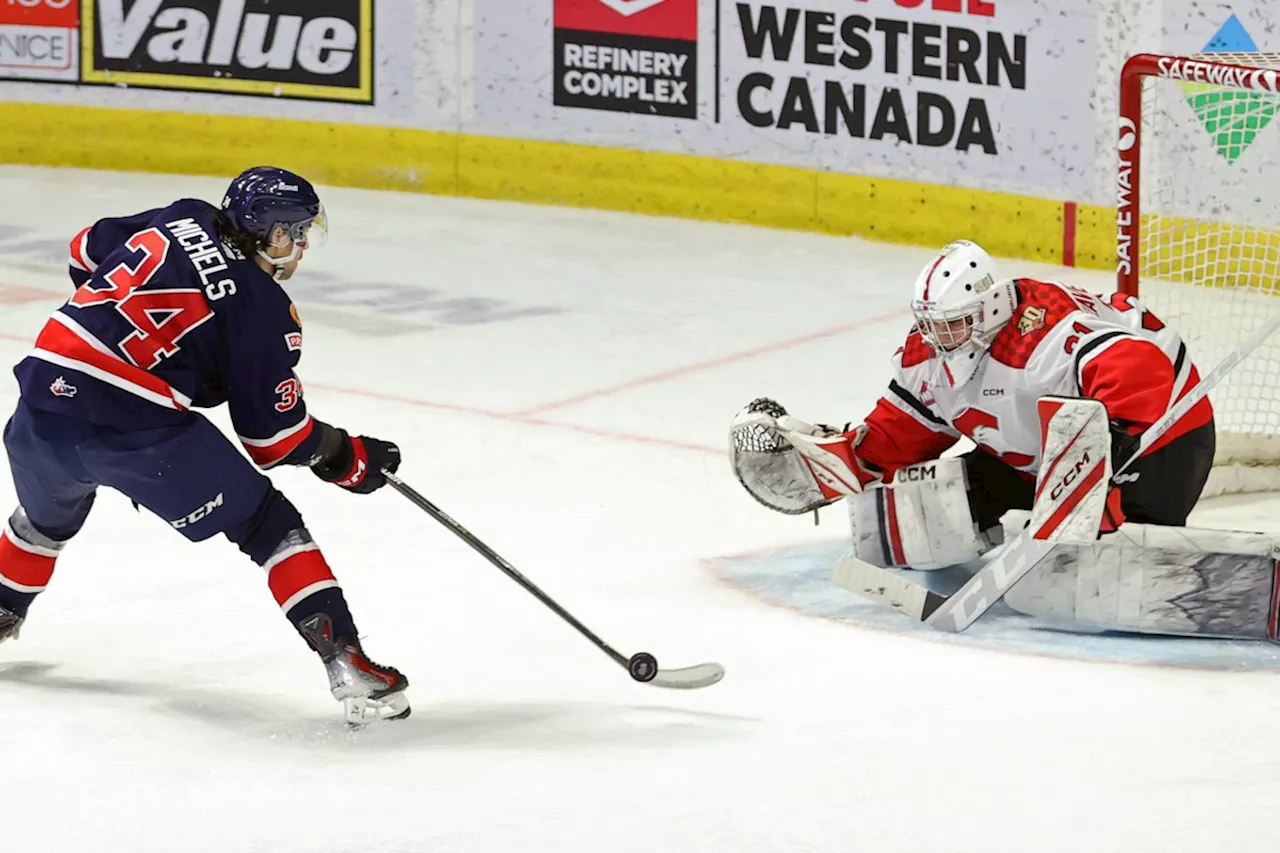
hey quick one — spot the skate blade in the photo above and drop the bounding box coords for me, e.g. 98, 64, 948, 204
343, 692, 411, 727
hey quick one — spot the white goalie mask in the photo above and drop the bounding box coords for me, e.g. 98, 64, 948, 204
910, 240, 1016, 387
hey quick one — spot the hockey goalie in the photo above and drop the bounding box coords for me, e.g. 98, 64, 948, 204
731, 240, 1279, 643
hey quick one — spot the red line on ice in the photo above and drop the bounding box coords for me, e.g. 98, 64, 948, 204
306, 381, 724, 455
2, 310, 907, 457
510, 309, 910, 417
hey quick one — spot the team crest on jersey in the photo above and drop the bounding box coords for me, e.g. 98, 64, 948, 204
918, 382, 936, 407
290, 303, 302, 328
49, 377, 77, 398
285, 332, 303, 352
1017, 305, 1046, 335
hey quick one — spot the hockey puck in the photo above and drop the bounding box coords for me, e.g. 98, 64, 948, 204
627, 652, 658, 682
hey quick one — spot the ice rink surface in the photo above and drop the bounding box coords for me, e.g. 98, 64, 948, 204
1, 166, 1278, 853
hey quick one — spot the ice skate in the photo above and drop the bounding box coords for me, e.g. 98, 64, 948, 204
300, 613, 410, 725
0, 604, 22, 645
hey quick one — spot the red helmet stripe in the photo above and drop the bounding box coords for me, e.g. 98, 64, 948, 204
922, 254, 946, 301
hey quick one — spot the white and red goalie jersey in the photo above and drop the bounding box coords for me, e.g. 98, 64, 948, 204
856, 278, 1214, 479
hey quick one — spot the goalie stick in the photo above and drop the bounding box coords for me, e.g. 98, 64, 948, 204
383, 472, 725, 690
833, 308, 1280, 633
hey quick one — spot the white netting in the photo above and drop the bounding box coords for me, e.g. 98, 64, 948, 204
1136, 53, 1280, 494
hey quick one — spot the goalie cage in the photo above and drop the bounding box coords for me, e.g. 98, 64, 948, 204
1119, 52, 1280, 497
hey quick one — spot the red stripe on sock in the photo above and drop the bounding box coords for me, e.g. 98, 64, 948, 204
267, 549, 337, 608
0, 533, 57, 589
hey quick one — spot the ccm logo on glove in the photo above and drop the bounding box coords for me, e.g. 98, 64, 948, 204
311, 424, 401, 495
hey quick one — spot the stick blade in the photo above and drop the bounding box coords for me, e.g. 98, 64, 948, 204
832, 556, 945, 620
649, 662, 726, 690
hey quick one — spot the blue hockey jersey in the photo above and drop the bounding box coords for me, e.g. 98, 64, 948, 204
14, 199, 323, 469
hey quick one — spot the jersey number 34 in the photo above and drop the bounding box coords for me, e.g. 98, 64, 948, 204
69, 228, 213, 369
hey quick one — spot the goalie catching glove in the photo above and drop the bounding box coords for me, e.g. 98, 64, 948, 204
729, 398, 881, 514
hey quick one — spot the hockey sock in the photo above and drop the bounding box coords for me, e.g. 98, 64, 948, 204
229, 489, 360, 647
0, 525, 59, 617
261, 531, 359, 643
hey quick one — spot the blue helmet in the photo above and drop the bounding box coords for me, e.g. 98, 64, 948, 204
220, 166, 327, 253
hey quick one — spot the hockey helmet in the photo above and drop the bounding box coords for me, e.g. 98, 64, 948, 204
910, 240, 1016, 382
221, 166, 327, 272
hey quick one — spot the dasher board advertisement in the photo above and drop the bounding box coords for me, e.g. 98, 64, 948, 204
1143, 3, 1280, 228
80, 0, 375, 103
0, 0, 79, 82
472, 0, 1100, 200
552, 0, 697, 119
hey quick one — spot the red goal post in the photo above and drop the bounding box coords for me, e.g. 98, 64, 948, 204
1117, 52, 1280, 496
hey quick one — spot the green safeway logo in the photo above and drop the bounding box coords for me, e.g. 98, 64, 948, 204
1181, 13, 1280, 163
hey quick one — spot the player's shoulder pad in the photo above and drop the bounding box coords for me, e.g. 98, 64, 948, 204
988, 278, 1085, 369
151, 199, 227, 259
894, 325, 936, 370
155, 197, 220, 229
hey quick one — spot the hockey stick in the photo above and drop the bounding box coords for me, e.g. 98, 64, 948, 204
834, 309, 1280, 632
382, 471, 725, 690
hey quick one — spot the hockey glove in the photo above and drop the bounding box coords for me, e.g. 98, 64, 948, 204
310, 425, 401, 494
1109, 419, 1142, 469
731, 398, 880, 507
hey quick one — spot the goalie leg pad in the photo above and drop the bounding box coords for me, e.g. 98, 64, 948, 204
847, 458, 993, 571
1002, 511, 1280, 640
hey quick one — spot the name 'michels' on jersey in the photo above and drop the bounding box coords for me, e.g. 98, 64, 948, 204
15, 199, 322, 469
857, 278, 1214, 477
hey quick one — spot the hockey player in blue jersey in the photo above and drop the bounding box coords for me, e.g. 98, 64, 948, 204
0, 166, 410, 724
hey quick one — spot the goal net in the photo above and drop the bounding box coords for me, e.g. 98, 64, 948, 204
1119, 52, 1280, 496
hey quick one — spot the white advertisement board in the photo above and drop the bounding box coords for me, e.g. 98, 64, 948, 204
0, 0, 79, 82
1138, 1, 1280, 228
21, 0, 1263, 216
472, 0, 1102, 200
